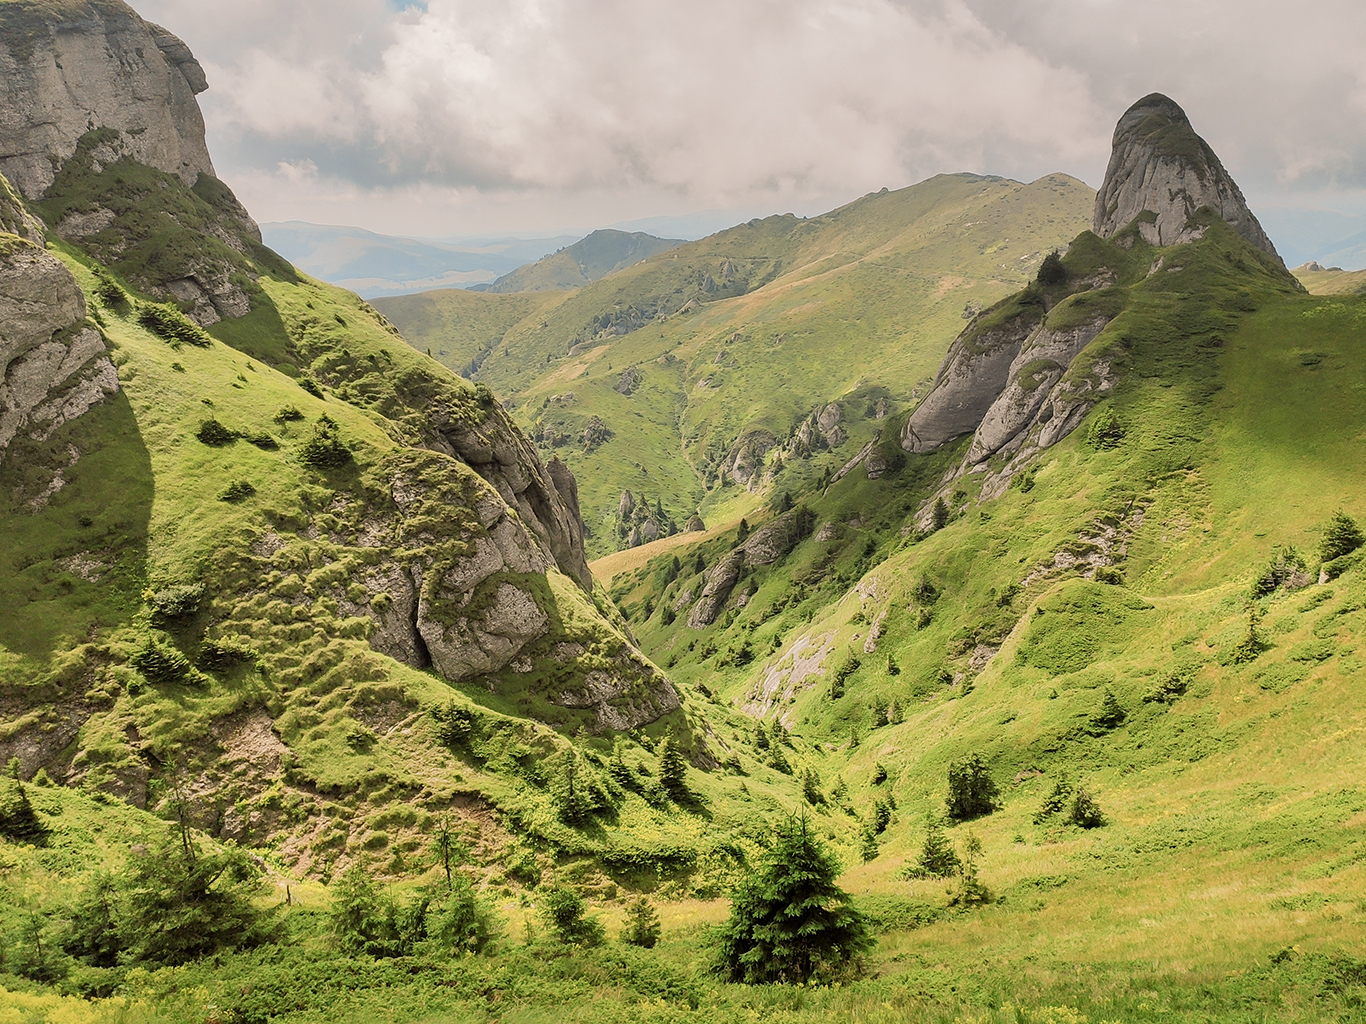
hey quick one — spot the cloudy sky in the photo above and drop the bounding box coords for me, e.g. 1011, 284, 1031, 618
136, 0, 1366, 258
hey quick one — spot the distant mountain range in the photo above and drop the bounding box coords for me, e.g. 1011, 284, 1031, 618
481, 229, 684, 293
260, 222, 578, 298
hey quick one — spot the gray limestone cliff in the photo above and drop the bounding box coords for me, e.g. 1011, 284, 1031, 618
0, 0, 214, 199
1093, 93, 1280, 260
0, 177, 117, 461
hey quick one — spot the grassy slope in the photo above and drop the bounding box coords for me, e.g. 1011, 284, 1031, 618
575, 224, 1366, 1013
372, 287, 569, 379
382, 173, 1094, 558
1294, 265, 1366, 295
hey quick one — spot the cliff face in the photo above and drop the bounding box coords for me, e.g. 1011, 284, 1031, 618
1093, 93, 1280, 260
0, 174, 117, 461
0, 0, 214, 200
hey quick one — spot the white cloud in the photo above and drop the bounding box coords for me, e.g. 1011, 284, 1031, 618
134, 0, 1366, 247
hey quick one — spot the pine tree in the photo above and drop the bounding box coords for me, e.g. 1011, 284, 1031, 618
715, 815, 872, 984
931, 497, 950, 531
946, 752, 998, 821
658, 735, 688, 799
621, 897, 661, 948
912, 814, 960, 878
1320, 510, 1365, 563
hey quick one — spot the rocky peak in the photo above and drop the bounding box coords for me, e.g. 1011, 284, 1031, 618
1093, 93, 1280, 260
0, 0, 216, 199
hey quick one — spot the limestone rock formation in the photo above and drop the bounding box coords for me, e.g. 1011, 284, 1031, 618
686, 509, 812, 627
428, 399, 594, 593
1093, 93, 1280, 260
0, 229, 117, 460
901, 306, 1042, 455
902, 93, 1283, 484
0, 0, 215, 199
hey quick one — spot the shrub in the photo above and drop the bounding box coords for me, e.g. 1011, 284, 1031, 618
540, 886, 605, 947
136, 301, 211, 347
1251, 546, 1308, 598
715, 815, 872, 985
1095, 566, 1125, 585
218, 480, 256, 503
0, 775, 49, 846
299, 415, 351, 468
1033, 776, 1074, 824
1320, 511, 1364, 563
949, 832, 992, 907
1086, 405, 1125, 450
131, 635, 196, 686
1068, 788, 1106, 829
196, 418, 235, 446
902, 814, 959, 879
199, 635, 256, 670
427, 875, 499, 954
871, 763, 888, 785
93, 269, 125, 307
274, 405, 305, 423
621, 897, 661, 948
1090, 688, 1126, 731
69, 833, 275, 966
244, 431, 279, 451
147, 582, 203, 621
1037, 250, 1067, 286
946, 752, 998, 821
430, 701, 480, 747
801, 767, 824, 805
298, 377, 324, 398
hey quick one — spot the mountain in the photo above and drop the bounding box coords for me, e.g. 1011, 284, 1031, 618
261, 221, 578, 298
3, 1, 1366, 1018
481, 228, 685, 293
0, 0, 687, 872
1313, 226, 1366, 272
381, 172, 1096, 558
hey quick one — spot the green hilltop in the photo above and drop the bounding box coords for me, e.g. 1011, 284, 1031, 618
483, 228, 685, 293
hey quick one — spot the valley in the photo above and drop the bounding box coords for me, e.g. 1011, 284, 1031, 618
0, 3, 1364, 1023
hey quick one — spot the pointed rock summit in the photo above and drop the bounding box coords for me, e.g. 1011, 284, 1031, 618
1094, 93, 1279, 261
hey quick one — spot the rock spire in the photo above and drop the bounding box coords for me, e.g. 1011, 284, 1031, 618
1093, 93, 1280, 260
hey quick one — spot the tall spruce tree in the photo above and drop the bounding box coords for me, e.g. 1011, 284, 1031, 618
658, 735, 688, 799
715, 815, 872, 984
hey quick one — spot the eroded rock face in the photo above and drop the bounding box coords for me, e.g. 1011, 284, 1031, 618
0, 235, 118, 458
0, 1, 215, 199
901, 307, 1042, 454
686, 509, 812, 627
965, 316, 1113, 464
1093, 93, 1280, 260
429, 403, 594, 593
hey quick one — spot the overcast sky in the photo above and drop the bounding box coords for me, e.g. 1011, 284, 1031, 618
135, 0, 1366, 255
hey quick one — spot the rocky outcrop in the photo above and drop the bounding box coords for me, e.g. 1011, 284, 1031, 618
902, 305, 1042, 454
686, 509, 812, 627
1094, 93, 1280, 260
902, 93, 1282, 483
722, 430, 776, 490
429, 402, 594, 593
964, 316, 1113, 464
0, 232, 117, 459
0, 0, 214, 200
